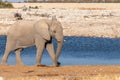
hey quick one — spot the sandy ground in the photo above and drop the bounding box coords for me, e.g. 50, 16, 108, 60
0, 3, 120, 38
0, 65, 120, 80
12, 3, 120, 9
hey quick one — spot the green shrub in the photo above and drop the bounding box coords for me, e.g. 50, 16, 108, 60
29, 6, 38, 9
34, 6, 38, 9
0, 2, 13, 8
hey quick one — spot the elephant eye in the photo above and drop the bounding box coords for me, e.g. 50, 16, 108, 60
53, 30, 56, 33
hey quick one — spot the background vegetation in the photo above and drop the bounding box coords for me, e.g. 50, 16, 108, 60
0, 1, 13, 8
24, 0, 120, 3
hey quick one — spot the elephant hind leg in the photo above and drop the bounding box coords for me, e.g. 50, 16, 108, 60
1, 39, 16, 65
1, 48, 11, 65
15, 48, 24, 66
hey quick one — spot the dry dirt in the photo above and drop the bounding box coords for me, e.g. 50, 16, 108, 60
0, 65, 120, 80
0, 3, 120, 38
12, 3, 120, 9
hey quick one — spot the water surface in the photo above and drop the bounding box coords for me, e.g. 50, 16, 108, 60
0, 36, 120, 66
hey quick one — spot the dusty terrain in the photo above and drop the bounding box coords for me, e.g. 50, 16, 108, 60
0, 3, 120, 38
0, 65, 120, 80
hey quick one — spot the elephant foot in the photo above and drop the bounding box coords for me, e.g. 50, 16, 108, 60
36, 64, 46, 67
51, 62, 61, 67
0, 62, 8, 66
57, 62, 61, 66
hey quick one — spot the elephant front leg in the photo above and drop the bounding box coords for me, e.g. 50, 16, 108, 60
35, 38, 46, 66
15, 49, 24, 66
46, 42, 58, 67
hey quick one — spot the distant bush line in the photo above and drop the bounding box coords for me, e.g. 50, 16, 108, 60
24, 0, 120, 3
0, 2, 13, 8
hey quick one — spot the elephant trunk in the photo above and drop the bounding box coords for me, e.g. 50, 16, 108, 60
56, 38, 63, 63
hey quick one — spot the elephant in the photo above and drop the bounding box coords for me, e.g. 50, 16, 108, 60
1, 18, 63, 66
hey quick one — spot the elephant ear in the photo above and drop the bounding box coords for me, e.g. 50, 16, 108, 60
35, 20, 50, 41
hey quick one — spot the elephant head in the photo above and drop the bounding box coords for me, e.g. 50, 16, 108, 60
46, 19, 63, 65
48, 20, 64, 63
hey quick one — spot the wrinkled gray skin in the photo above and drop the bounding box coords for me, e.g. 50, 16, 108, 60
1, 19, 63, 66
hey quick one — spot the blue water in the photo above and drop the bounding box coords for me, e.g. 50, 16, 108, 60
0, 36, 120, 66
